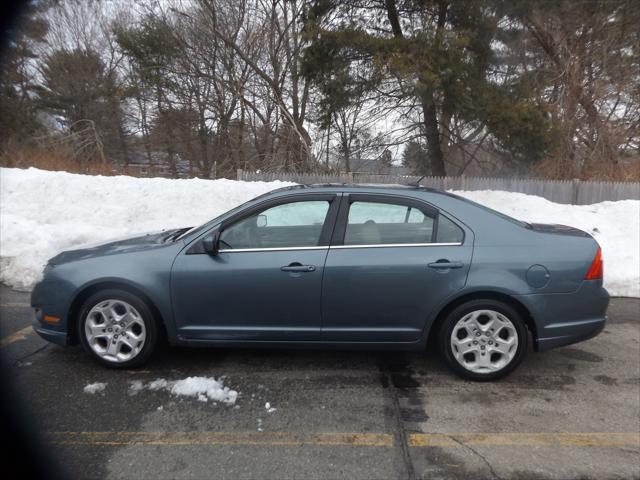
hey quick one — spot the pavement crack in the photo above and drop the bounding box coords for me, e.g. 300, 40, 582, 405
447, 435, 502, 480
380, 363, 416, 480
12, 344, 50, 366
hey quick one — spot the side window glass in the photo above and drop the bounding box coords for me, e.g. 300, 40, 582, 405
436, 215, 464, 243
219, 200, 330, 249
344, 201, 435, 245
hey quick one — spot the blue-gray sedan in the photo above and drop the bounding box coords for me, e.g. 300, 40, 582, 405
31, 184, 608, 380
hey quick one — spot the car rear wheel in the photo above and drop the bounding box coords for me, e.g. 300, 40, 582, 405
439, 299, 528, 381
78, 289, 158, 368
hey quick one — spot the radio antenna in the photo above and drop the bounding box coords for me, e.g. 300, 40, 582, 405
407, 174, 426, 187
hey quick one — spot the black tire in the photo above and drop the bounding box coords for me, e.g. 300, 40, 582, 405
438, 299, 528, 381
78, 289, 159, 369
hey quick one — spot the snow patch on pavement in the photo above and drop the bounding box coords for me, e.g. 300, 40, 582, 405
127, 376, 238, 405
1, 167, 638, 296
83, 382, 107, 394
170, 376, 238, 404
148, 378, 169, 391
128, 380, 145, 395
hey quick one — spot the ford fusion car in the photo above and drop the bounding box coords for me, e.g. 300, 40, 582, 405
31, 184, 609, 380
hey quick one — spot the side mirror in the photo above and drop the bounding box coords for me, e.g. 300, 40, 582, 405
202, 229, 220, 255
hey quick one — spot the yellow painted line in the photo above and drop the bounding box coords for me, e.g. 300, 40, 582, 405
0, 325, 33, 347
46, 431, 640, 449
48, 431, 393, 447
409, 432, 640, 448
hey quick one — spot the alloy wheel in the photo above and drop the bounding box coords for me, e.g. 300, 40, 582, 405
450, 309, 519, 374
84, 299, 146, 363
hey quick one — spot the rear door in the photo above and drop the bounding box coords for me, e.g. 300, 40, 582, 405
321, 193, 473, 342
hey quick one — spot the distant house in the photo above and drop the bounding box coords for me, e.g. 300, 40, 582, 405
119, 151, 193, 178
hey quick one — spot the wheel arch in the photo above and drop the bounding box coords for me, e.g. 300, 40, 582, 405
67, 280, 168, 345
425, 290, 539, 351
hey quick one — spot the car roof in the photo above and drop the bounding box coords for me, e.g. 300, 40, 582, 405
267, 183, 444, 195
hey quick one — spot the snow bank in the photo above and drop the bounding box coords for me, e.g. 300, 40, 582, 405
0, 167, 293, 289
1, 167, 638, 296
456, 190, 639, 297
127, 376, 238, 405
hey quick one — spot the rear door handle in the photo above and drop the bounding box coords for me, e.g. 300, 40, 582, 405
281, 263, 316, 273
428, 260, 464, 269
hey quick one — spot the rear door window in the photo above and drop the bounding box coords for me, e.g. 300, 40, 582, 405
344, 201, 435, 245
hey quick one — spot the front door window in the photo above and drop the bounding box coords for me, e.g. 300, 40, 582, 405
220, 200, 331, 250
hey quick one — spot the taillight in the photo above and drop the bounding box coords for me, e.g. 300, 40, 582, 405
584, 246, 603, 280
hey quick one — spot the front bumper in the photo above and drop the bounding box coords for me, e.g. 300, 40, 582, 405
31, 279, 75, 346
33, 324, 71, 346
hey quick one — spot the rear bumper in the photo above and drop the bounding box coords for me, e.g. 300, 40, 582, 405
535, 316, 606, 352
515, 281, 609, 352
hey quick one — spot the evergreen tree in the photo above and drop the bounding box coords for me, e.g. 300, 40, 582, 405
0, 5, 48, 145
38, 48, 128, 163
303, 0, 556, 175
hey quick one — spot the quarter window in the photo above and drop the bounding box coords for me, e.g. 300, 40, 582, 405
219, 200, 330, 250
436, 215, 465, 243
344, 201, 435, 245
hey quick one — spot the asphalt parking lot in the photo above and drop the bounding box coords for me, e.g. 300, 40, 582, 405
1, 284, 639, 480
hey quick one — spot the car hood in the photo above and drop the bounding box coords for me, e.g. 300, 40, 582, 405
48, 228, 186, 265
529, 223, 591, 238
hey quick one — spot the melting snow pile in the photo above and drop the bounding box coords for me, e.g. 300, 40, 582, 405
83, 382, 107, 394
1, 167, 638, 297
129, 376, 238, 405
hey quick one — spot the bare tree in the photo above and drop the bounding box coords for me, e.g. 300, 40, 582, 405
519, 1, 640, 179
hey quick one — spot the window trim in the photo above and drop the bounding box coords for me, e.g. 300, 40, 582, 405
330, 242, 461, 250
331, 193, 465, 247
218, 246, 328, 253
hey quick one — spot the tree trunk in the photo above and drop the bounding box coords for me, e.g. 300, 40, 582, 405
386, 0, 446, 177
421, 91, 446, 176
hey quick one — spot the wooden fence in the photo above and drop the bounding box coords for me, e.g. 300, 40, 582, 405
237, 170, 640, 205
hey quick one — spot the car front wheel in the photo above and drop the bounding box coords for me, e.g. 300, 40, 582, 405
78, 289, 158, 368
439, 299, 528, 381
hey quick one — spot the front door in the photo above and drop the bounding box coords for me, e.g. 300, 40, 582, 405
171, 194, 339, 341
321, 194, 472, 342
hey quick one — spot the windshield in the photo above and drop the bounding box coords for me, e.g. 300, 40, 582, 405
174, 192, 275, 241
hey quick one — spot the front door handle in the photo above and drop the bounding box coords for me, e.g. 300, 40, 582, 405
281, 263, 316, 273
428, 260, 464, 269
